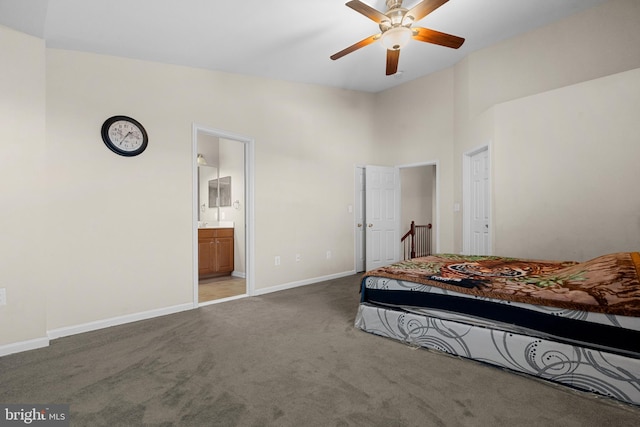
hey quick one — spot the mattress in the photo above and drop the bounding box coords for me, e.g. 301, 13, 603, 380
356, 253, 640, 406
362, 275, 640, 358
355, 303, 640, 406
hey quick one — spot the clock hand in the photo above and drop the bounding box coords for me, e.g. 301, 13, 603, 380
119, 132, 132, 146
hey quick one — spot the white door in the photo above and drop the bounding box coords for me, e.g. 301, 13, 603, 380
355, 167, 366, 272
470, 149, 490, 255
365, 165, 401, 270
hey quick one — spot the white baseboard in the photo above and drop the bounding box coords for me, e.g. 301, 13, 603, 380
0, 336, 50, 357
2, 272, 357, 358
47, 303, 194, 340
232, 271, 246, 279
253, 270, 356, 296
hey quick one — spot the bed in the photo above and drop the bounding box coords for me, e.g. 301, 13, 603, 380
355, 252, 640, 406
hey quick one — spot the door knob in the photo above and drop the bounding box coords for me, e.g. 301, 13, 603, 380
357, 223, 363, 227
368, 223, 373, 228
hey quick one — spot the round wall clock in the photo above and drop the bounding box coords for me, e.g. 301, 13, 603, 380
101, 115, 148, 157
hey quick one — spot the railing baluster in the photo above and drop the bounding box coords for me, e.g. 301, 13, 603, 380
400, 221, 433, 260
410, 221, 416, 259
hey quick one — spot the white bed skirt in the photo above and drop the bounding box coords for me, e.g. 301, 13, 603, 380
355, 303, 640, 407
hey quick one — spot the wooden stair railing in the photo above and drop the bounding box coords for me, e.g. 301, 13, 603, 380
401, 221, 432, 260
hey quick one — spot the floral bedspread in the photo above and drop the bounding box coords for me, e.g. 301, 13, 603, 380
365, 252, 640, 316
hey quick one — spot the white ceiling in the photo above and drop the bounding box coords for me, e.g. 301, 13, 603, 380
0, 0, 608, 93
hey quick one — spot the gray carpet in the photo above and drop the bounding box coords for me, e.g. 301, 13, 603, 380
1, 274, 639, 426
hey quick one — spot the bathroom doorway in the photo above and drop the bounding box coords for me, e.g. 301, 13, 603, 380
192, 124, 254, 307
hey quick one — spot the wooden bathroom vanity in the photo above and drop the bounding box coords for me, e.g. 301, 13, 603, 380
198, 228, 234, 278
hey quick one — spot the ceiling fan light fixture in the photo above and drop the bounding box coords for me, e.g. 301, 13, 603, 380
380, 26, 412, 50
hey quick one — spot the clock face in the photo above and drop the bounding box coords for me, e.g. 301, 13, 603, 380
101, 116, 148, 156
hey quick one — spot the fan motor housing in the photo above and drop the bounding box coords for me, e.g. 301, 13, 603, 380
386, 0, 403, 9
380, 1, 411, 32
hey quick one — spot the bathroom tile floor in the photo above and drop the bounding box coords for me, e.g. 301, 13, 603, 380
198, 276, 246, 303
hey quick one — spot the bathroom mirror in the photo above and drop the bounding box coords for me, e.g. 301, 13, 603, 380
208, 176, 231, 207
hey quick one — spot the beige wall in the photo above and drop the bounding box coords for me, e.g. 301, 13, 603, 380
41, 49, 374, 332
451, 0, 640, 253
45, 50, 195, 330
0, 26, 47, 347
372, 69, 456, 253
1, 30, 374, 349
400, 166, 434, 229
376, 0, 640, 258
493, 68, 640, 261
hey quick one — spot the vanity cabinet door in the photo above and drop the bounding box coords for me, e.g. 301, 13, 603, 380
215, 236, 234, 273
198, 230, 216, 276
213, 228, 234, 274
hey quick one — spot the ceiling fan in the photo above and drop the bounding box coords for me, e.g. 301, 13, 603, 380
330, 0, 465, 76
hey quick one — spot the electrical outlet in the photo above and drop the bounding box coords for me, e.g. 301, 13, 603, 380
295, 254, 301, 262
0, 288, 6, 306
275, 256, 281, 266
326, 250, 332, 259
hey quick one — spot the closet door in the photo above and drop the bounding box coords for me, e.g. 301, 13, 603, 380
470, 149, 489, 255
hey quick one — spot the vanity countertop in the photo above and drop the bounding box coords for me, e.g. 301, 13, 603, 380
198, 221, 234, 229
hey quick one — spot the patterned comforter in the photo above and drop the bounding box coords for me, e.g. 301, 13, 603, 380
365, 252, 640, 317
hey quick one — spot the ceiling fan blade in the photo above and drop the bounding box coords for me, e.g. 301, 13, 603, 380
386, 49, 400, 76
406, 0, 449, 22
330, 34, 379, 60
412, 27, 465, 49
346, 0, 387, 24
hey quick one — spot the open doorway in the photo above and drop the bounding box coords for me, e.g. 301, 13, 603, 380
355, 162, 438, 273
399, 162, 438, 260
193, 124, 254, 307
